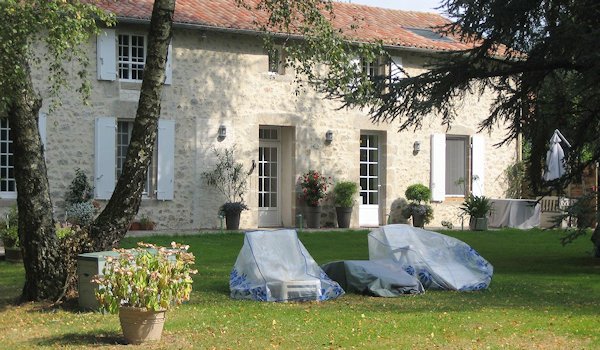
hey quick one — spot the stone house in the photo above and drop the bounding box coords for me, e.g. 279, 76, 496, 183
2, 0, 518, 230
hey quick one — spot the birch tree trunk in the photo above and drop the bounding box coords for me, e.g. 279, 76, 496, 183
9, 60, 65, 301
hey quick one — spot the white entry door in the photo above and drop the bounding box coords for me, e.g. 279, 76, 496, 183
359, 134, 380, 226
258, 127, 281, 227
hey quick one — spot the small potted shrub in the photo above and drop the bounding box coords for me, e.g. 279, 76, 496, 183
92, 242, 197, 344
64, 168, 97, 228
0, 206, 21, 262
460, 194, 493, 230
401, 184, 433, 228
333, 181, 358, 228
202, 146, 249, 230
298, 170, 331, 228
139, 214, 155, 230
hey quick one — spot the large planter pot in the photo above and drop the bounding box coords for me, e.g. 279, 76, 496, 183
119, 307, 166, 344
335, 207, 353, 228
5, 247, 23, 263
469, 217, 488, 231
412, 213, 425, 228
225, 210, 242, 230
305, 206, 322, 229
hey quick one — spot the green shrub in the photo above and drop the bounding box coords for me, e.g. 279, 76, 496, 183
405, 184, 431, 203
65, 168, 94, 206
0, 206, 19, 248
460, 194, 493, 218
333, 181, 358, 207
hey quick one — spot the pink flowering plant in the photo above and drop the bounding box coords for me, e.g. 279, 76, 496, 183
92, 242, 197, 314
298, 170, 331, 207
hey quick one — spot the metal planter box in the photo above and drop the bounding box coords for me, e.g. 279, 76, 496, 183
77, 251, 120, 311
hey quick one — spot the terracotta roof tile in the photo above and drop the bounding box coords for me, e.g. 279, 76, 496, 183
91, 0, 474, 52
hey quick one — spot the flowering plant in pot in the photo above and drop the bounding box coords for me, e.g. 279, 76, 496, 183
202, 146, 249, 230
92, 242, 197, 344
298, 170, 331, 228
401, 183, 433, 228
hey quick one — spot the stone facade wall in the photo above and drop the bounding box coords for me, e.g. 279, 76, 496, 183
7, 25, 517, 230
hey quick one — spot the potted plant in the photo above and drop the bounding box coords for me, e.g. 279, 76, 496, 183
92, 242, 197, 345
0, 206, 21, 262
401, 184, 433, 228
202, 146, 250, 230
298, 170, 331, 228
333, 181, 358, 228
460, 194, 493, 230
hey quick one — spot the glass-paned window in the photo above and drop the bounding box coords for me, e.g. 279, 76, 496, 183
118, 34, 145, 81
268, 47, 285, 74
116, 121, 152, 195
445, 136, 467, 196
0, 119, 16, 197
361, 57, 385, 79
360, 134, 379, 205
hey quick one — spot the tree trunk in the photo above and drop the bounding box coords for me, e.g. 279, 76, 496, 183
9, 60, 66, 301
90, 0, 176, 251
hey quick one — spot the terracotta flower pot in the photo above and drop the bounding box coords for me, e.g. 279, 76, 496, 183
119, 307, 166, 344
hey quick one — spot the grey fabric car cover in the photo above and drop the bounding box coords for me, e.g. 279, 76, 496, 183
368, 224, 493, 291
321, 259, 424, 297
230, 229, 345, 302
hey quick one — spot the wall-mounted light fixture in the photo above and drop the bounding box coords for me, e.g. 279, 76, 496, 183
413, 140, 421, 153
218, 125, 227, 139
325, 130, 334, 143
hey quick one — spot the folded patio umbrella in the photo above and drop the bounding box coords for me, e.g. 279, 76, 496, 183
543, 129, 571, 181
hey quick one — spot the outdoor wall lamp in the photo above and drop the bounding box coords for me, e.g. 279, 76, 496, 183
413, 140, 421, 153
218, 125, 227, 139
325, 130, 334, 143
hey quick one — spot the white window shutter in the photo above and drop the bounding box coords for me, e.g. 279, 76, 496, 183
157, 119, 175, 200
390, 56, 403, 81
164, 40, 173, 85
38, 112, 47, 148
430, 134, 446, 202
97, 29, 116, 81
471, 134, 485, 196
350, 57, 361, 73
94, 117, 116, 199
348, 56, 361, 90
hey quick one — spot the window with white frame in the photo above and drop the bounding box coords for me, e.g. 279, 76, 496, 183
0, 119, 16, 198
116, 120, 153, 195
268, 46, 285, 75
361, 57, 386, 79
95, 117, 175, 201
445, 136, 468, 196
118, 34, 145, 81
430, 133, 485, 201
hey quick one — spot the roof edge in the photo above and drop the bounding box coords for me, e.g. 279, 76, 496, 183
116, 16, 453, 55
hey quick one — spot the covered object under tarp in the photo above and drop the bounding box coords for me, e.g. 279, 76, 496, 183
321, 259, 424, 297
230, 229, 345, 302
368, 225, 493, 291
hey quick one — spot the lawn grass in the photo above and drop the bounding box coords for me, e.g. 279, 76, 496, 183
0, 228, 599, 349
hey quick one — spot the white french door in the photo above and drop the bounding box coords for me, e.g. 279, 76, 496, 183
258, 127, 281, 227
359, 134, 380, 226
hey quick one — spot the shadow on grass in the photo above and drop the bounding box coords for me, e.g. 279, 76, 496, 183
36, 331, 125, 347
